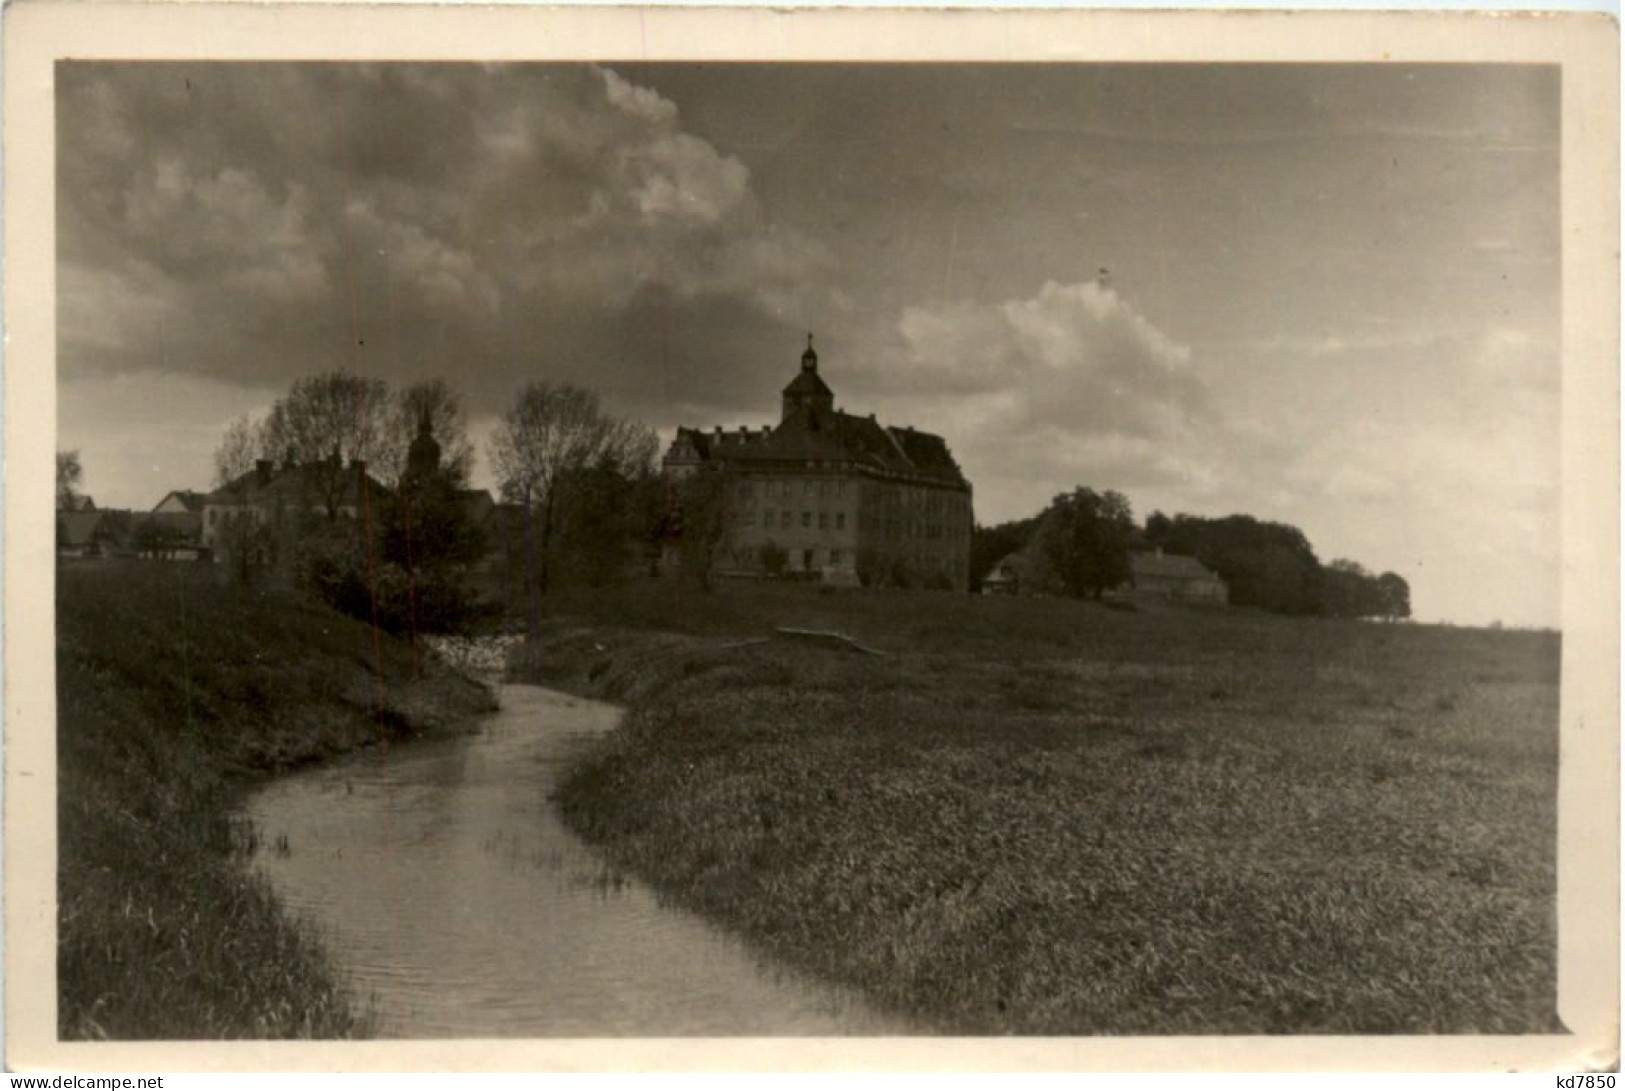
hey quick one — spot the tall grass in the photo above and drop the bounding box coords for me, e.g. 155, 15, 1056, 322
57, 561, 496, 1039
520, 581, 1560, 1035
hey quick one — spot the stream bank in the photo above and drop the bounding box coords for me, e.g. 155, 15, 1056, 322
57, 563, 496, 1039
245, 681, 902, 1036
506, 589, 1561, 1035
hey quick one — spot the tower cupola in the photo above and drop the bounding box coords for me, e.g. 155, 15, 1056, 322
782, 332, 834, 422
405, 404, 441, 482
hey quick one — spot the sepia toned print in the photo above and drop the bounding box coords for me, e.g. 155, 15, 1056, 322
7, 4, 1617, 1074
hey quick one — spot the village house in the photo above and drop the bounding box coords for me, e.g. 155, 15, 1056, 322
56, 509, 128, 558
663, 336, 974, 590
59, 490, 208, 562
979, 555, 1023, 595
143, 490, 208, 559
980, 546, 1229, 605
1126, 548, 1229, 605
153, 489, 207, 517
201, 451, 391, 570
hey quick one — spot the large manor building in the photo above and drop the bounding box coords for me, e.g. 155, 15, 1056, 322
663, 337, 974, 590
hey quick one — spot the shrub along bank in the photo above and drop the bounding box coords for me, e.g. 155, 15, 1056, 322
57, 561, 496, 1039
514, 581, 1560, 1035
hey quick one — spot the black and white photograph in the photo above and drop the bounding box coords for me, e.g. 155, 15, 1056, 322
6, 3, 1618, 1073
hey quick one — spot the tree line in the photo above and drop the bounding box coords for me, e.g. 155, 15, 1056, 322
972, 490, 1411, 621
69, 366, 1413, 630
205, 370, 667, 637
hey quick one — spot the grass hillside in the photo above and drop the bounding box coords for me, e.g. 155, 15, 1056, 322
517, 581, 1561, 1035
56, 561, 496, 1039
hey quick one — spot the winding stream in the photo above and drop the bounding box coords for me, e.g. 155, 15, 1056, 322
244, 683, 902, 1037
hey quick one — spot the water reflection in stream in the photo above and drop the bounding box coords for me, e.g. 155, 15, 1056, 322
245, 684, 903, 1037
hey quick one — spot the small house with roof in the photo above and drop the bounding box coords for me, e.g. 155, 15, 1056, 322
143, 489, 208, 557
201, 451, 390, 570
980, 554, 1023, 595
1125, 548, 1228, 605
57, 510, 120, 558
662, 336, 975, 590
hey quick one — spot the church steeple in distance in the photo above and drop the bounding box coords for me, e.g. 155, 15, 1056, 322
801, 332, 818, 373
405, 403, 442, 482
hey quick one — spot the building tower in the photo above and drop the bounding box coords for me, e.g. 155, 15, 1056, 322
405, 404, 441, 482
781, 332, 835, 422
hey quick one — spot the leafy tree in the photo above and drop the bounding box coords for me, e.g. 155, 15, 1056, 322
384, 472, 485, 634
1144, 510, 1173, 548
293, 517, 380, 624
489, 381, 656, 632
1322, 558, 1377, 619
1158, 513, 1323, 615
56, 450, 84, 511
1376, 572, 1412, 621
671, 469, 736, 591
215, 508, 277, 587
1035, 487, 1136, 599
553, 458, 662, 587
132, 517, 168, 559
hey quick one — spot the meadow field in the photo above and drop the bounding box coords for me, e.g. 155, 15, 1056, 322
515, 580, 1561, 1035
55, 561, 495, 1039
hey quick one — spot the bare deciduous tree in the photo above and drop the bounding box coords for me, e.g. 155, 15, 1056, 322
56, 450, 84, 511
376, 379, 476, 488
212, 415, 267, 488
489, 381, 655, 632
261, 371, 390, 518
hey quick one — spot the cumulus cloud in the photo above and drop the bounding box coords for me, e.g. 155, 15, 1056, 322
56, 63, 836, 418
887, 281, 1208, 433
601, 67, 679, 125
345, 198, 500, 315
846, 280, 1223, 500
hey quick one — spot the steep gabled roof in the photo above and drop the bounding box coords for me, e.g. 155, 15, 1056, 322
670, 427, 715, 460
693, 406, 968, 486
1132, 551, 1221, 581
205, 461, 391, 509
887, 426, 965, 483
153, 489, 207, 514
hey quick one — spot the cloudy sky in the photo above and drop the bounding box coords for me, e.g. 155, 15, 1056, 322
57, 62, 1559, 627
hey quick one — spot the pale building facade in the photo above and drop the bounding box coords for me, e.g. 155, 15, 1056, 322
663, 338, 974, 590
201, 454, 386, 566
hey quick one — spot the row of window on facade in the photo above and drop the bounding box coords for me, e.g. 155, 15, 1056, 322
725, 546, 963, 573
740, 478, 850, 501
736, 477, 968, 515
746, 509, 848, 531
205, 503, 358, 528
732, 547, 845, 569
739, 508, 971, 541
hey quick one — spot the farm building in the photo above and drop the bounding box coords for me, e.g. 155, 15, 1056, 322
980, 555, 1022, 595
145, 490, 208, 558
1126, 549, 1229, 604
57, 510, 125, 558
